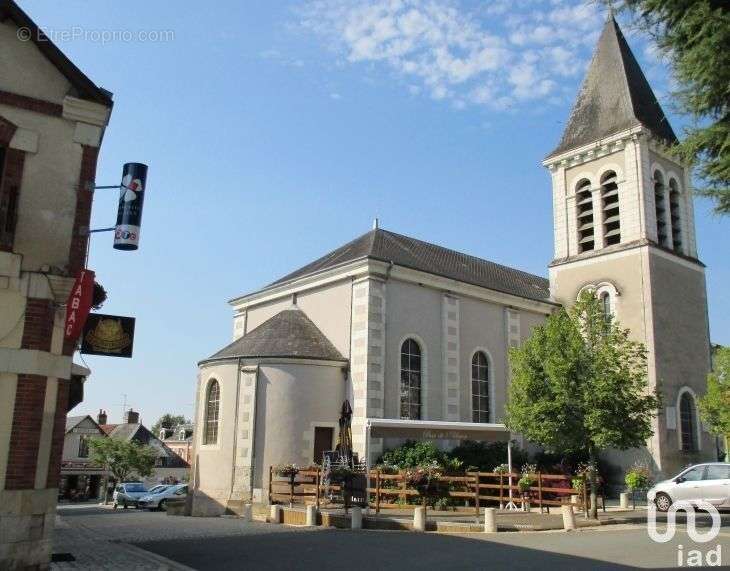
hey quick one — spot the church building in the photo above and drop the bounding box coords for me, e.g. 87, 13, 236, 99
190, 16, 714, 515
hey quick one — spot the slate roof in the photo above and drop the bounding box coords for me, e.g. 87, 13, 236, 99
547, 16, 677, 159
65, 415, 87, 432
203, 308, 347, 363
266, 228, 552, 303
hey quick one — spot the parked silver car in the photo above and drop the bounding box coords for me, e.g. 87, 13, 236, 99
137, 484, 188, 511
647, 463, 730, 512
112, 482, 148, 509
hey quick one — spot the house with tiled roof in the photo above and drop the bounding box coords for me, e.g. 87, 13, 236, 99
191, 15, 714, 516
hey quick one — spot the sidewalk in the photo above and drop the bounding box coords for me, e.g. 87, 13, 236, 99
51, 515, 193, 570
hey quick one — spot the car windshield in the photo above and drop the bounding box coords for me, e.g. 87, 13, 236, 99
125, 483, 146, 492
147, 485, 168, 494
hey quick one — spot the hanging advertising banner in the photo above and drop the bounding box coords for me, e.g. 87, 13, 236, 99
64, 269, 95, 342
81, 313, 135, 358
113, 162, 148, 251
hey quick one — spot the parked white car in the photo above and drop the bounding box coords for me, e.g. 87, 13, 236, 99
647, 463, 730, 512
137, 484, 188, 511
112, 482, 148, 509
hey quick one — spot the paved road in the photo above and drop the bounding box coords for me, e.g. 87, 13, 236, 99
55, 505, 730, 570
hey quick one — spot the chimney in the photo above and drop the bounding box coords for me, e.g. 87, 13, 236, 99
97, 409, 107, 425
124, 409, 139, 424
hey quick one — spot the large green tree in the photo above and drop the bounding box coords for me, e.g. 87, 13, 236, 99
699, 346, 730, 460
89, 437, 157, 502
623, 0, 730, 214
505, 291, 660, 518
150, 414, 190, 438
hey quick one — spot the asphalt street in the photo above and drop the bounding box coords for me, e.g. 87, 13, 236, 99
56, 505, 730, 570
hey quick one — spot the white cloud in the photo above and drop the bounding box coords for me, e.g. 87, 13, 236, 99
296, 0, 613, 109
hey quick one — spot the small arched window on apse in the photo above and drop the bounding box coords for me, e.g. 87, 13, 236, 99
471, 351, 490, 423
204, 379, 220, 445
576, 179, 595, 253
601, 171, 621, 246
400, 338, 422, 420
653, 171, 668, 246
679, 391, 698, 452
668, 179, 682, 252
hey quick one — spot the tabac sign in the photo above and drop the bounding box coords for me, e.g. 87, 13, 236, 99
81, 313, 135, 358
64, 269, 95, 342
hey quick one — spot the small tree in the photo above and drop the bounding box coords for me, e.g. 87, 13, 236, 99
89, 437, 157, 503
151, 414, 190, 439
699, 346, 730, 460
505, 291, 660, 518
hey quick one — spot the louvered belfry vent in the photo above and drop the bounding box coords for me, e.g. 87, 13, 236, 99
601, 171, 621, 247
576, 179, 595, 253
669, 179, 682, 252
654, 172, 667, 246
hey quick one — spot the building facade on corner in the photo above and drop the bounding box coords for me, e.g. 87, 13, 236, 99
190, 16, 715, 516
0, 1, 112, 568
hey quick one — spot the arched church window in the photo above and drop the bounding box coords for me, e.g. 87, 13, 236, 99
204, 380, 220, 445
669, 179, 682, 252
601, 171, 621, 246
400, 338, 422, 420
679, 391, 698, 452
576, 179, 594, 253
654, 171, 667, 246
471, 351, 490, 423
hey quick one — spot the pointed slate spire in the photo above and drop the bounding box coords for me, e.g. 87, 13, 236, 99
547, 16, 677, 159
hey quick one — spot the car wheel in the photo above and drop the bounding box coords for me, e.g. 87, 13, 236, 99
159, 499, 167, 512
655, 493, 672, 512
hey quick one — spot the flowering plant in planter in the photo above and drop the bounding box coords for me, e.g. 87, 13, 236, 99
329, 465, 358, 484
493, 463, 509, 475
404, 462, 444, 499
517, 474, 534, 493
275, 464, 300, 478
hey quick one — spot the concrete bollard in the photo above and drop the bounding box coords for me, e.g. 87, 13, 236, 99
242, 503, 252, 522
270, 504, 282, 524
413, 507, 426, 532
483, 508, 497, 533
351, 506, 362, 530
562, 504, 576, 531
619, 492, 630, 509
305, 504, 317, 527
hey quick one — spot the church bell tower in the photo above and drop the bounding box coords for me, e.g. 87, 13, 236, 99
543, 16, 714, 476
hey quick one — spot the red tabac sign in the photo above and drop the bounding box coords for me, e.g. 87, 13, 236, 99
64, 269, 95, 342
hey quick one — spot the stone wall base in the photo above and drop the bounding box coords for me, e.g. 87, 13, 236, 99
0, 488, 58, 570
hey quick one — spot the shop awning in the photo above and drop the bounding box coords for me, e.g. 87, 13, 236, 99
366, 418, 510, 442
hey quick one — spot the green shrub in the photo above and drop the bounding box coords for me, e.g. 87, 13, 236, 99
448, 441, 527, 472
625, 464, 651, 492
379, 441, 448, 468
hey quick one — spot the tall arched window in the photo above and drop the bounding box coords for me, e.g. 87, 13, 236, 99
471, 351, 490, 423
600, 291, 611, 324
654, 171, 667, 246
400, 338, 422, 420
679, 392, 697, 452
576, 179, 595, 253
204, 380, 220, 445
601, 171, 621, 246
669, 179, 682, 252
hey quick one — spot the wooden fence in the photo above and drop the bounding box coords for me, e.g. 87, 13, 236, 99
268, 467, 605, 516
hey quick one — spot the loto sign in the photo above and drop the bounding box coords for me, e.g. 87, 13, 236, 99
64, 269, 95, 342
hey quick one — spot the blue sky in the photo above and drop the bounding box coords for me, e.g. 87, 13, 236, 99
21, 0, 728, 426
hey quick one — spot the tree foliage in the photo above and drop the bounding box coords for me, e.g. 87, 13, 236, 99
89, 437, 157, 483
623, 0, 730, 214
505, 291, 659, 517
699, 346, 730, 438
150, 414, 190, 439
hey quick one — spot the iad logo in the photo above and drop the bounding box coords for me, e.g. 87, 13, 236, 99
647, 500, 722, 567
